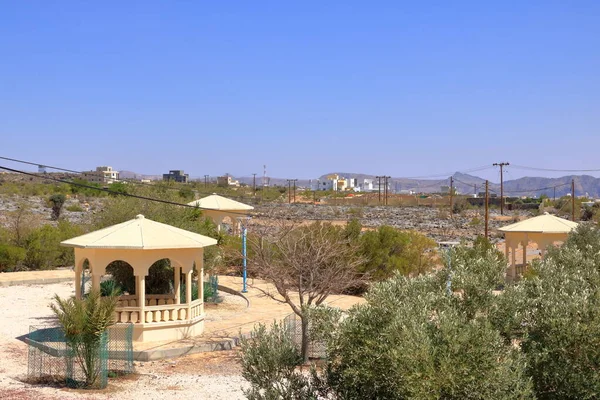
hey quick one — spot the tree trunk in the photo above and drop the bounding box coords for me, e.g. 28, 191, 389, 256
300, 315, 309, 363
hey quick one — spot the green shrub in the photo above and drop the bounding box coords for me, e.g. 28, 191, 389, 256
65, 204, 85, 212
325, 275, 533, 399
501, 225, 600, 399
49, 193, 66, 220
239, 322, 315, 400
358, 226, 437, 280
0, 244, 26, 272
180, 280, 218, 303
100, 279, 122, 297
24, 225, 62, 270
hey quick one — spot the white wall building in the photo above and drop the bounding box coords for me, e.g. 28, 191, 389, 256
83, 166, 119, 184
358, 179, 374, 192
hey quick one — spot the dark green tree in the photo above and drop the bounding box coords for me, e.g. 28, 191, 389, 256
49, 193, 66, 220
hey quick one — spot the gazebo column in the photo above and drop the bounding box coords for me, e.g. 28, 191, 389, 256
136, 274, 146, 324
504, 243, 509, 261
506, 241, 517, 281
232, 216, 241, 236
215, 216, 224, 233
91, 271, 101, 292
511, 244, 516, 268
185, 269, 192, 318
197, 253, 204, 315
174, 266, 181, 304
539, 242, 547, 258
521, 240, 528, 268
74, 264, 82, 300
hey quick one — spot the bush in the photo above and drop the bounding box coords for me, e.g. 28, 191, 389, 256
239, 322, 318, 400
24, 225, 62, 270
65, 204, 85, 212
49, 193, 66, 220
452, 197, 469, 213
358, 226, 437, 280
500, 225, 600, 399
0, 244, 26, 272
325, 274, 533, 399
100, 279, 122, 297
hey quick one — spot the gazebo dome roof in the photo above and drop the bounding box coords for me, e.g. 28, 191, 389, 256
187, 194, 254, 211
61, 214, 218, 250
499, 212, 578, 234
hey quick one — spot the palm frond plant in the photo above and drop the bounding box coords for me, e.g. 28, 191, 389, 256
51, 289, 118, 388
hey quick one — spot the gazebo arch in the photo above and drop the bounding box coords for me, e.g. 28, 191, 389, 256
61, 214, 218, 342
499, 212, 578, 280
188, 194, 254, 235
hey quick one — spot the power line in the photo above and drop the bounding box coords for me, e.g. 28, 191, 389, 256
511, 164, 600, 173
502, 182, 570, 194
400, 165, 494, 180
0, 155, 261, 202
493, 162, 510, 215
0, 165, 256, 217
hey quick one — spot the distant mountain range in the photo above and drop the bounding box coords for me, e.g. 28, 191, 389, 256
118, 170, 600, 198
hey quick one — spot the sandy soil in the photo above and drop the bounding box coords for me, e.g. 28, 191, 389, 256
0, 282, 247, 400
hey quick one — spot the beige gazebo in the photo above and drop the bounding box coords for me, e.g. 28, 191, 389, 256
61, 214, 218, 342
499, 212, 578, 279
188, 194, 254, 235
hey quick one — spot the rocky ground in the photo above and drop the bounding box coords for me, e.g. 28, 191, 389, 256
0, 193, 531, 243
252, 203, 531, 243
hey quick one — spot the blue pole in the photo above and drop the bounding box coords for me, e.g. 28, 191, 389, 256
242, 225, 248, 293
446, 247, 452, 295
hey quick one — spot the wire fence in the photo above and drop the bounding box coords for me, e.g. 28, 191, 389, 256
283, 313, 327, 360
27, 324, 134, 389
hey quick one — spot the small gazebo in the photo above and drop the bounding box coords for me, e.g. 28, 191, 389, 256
499, 212, 578, 279
188, 194, 254, 235
61, 214, 218, 342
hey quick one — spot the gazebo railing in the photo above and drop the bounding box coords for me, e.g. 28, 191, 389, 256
116, 294, 178, 308
115, 299, 203, 324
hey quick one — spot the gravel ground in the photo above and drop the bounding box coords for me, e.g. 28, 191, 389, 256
0, 282, 248, 399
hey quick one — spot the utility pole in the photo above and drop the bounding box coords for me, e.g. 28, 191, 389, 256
493, 162, 510, 215
292, 179, 298, 203
376, 176, 383, 203
572, 179, 576, 221
286, 179, 292, 203
252, 173, 257, 196
449, 177, 454, 217
384, 176, 391, 205
485, 180, 489, 238
553, 186, 556, 202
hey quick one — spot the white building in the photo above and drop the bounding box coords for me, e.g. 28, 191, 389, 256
358, 179, 374, 192
83, 166, 119, 184
217, 175, 240, 187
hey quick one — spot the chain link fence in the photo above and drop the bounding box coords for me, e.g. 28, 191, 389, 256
283, 313, 327, 359
27, 324, 134, 389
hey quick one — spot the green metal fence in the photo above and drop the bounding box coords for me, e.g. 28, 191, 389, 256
27, 324, 134, 389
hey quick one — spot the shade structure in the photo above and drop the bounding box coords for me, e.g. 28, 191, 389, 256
187, 194, 254, 211
498, 212, 578, 234
61, 214, 218, 249
188, 194, 253, 234
499, 213, 578, 280
61, 214, 218, 342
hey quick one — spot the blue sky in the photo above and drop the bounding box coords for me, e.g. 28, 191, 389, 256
1, 1, 599, 181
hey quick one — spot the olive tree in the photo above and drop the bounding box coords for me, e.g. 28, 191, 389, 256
498, 224, 600, 399
248, 220, 366, 362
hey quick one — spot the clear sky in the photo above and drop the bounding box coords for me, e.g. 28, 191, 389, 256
1, 1, 599, 181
